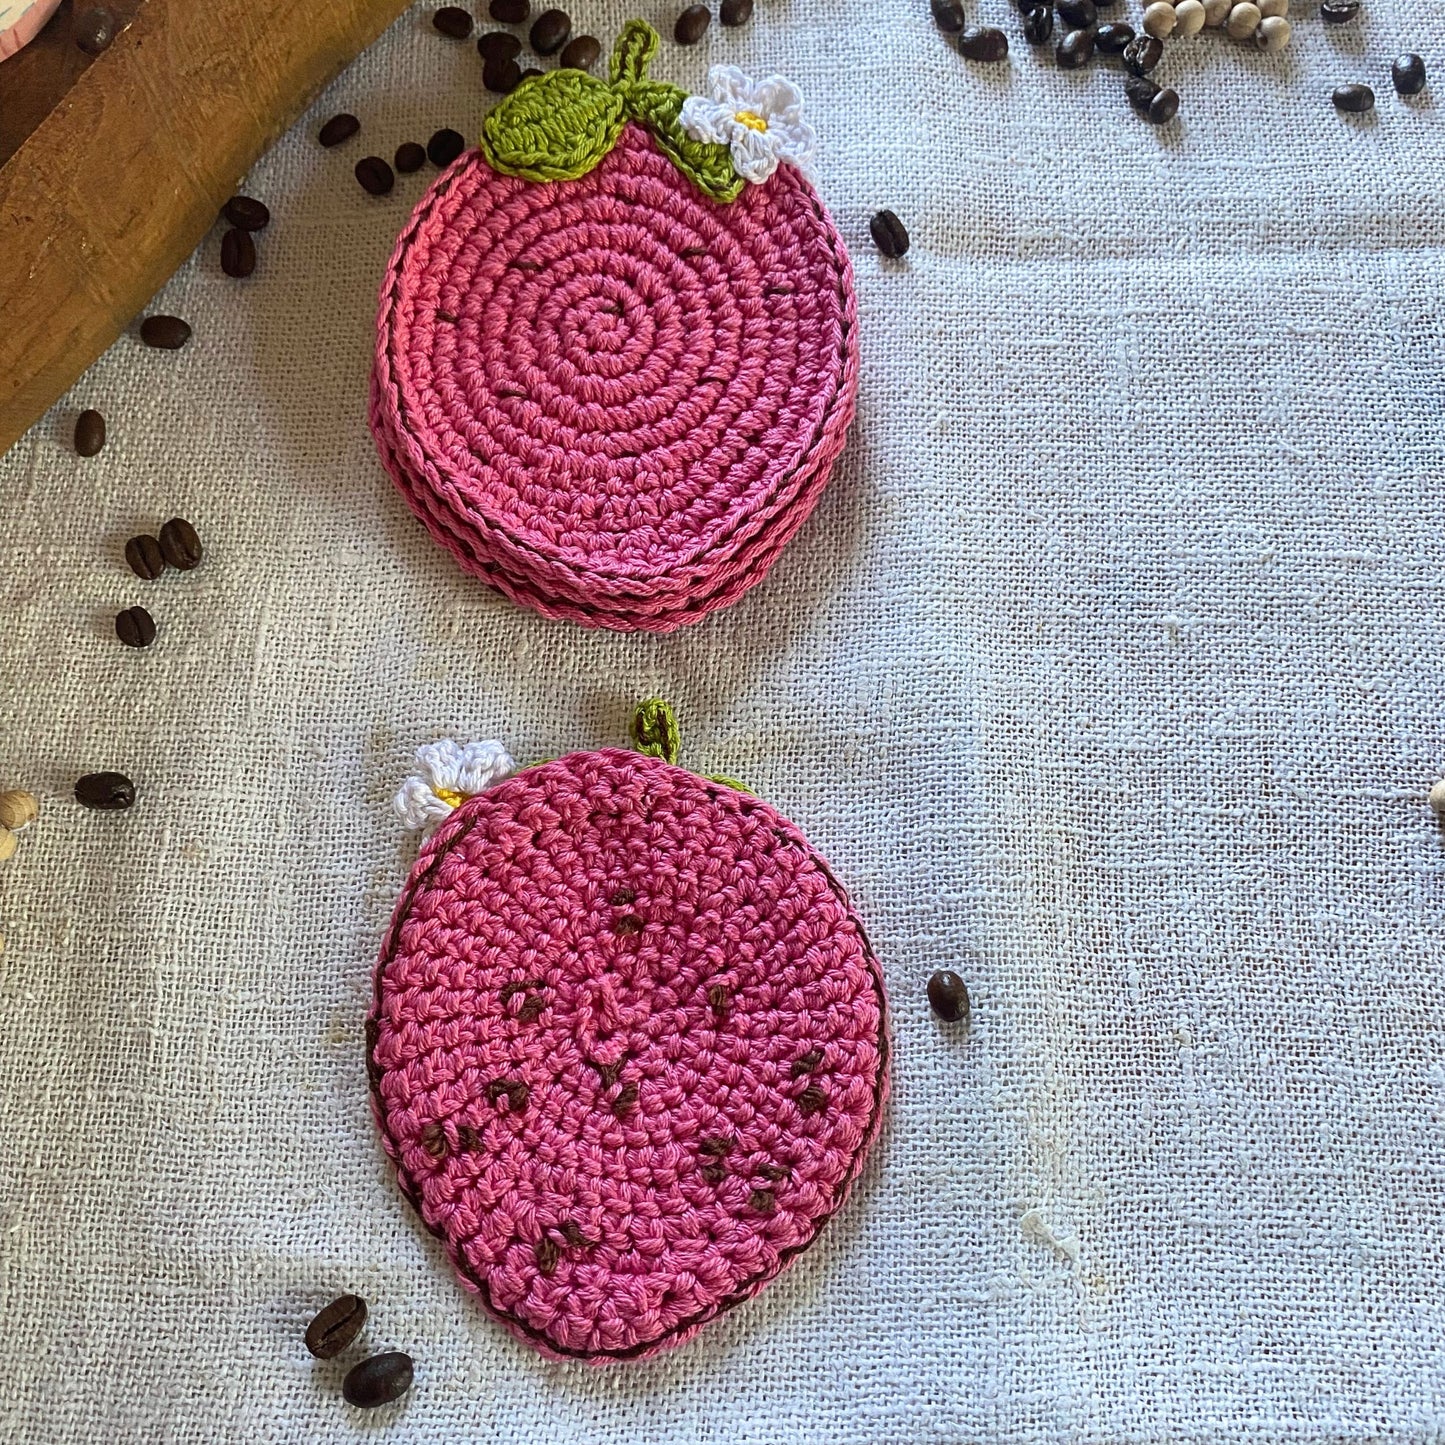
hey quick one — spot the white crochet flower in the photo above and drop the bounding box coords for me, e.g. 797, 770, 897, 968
393, 739, 515, 831
679, 67, 817, 186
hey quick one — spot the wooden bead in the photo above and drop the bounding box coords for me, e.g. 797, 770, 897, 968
1226, 1, 1260, 36
1429, 780, 1445, 814
1203, 0, 1231, 23
1174, 0, 1206, 34
0, 790, 38, 832
1143, 1, 1176, 36
1258, 0, 1287, 16
1255, 14, 1289, 46
0, 828, 16, 863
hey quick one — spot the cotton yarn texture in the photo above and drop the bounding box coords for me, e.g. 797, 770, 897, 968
1, 0, 1444, 1436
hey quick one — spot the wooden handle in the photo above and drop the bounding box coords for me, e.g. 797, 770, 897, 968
0, 0, 411, 455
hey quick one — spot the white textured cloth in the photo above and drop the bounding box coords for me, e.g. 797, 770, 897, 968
2, 1, 1445, 1438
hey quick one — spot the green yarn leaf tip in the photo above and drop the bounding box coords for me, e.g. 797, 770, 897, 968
610, 17, 658, 85
480, 70, 626, 183
626, 81, 745, 204
631, 698, 681, 767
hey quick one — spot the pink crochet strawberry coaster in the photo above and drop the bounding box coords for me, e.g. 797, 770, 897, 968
368, 702, 889, 1361
369, 21, 859, 633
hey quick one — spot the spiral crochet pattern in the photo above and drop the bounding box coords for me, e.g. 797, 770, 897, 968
370, 108, 858, 632
368, 749, 888, 1360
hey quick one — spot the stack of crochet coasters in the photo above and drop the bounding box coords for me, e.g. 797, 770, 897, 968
369, 23, 859, 632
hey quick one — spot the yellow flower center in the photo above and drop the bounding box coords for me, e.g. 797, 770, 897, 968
432, 786, 468, 809
734, 110, 768, 133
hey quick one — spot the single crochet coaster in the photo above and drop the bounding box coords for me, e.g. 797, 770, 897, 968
369, 704, 889, 1361
370, 22, 859, 633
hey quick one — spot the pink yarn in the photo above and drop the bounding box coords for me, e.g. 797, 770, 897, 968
369, 124, 859, 632
368, 749, 889, 1361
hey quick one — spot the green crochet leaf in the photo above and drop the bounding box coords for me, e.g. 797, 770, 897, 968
625, 81, 746, 204
480, 70, 627, 183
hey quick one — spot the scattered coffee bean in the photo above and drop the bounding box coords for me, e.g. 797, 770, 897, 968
427, 128, 467, 167
927, 970, 970, 1024
1122, 33, 1163, 73
530, 7, 571, 52
1146, 85, 1180, 122
490, 0, 528, 18
304, 1294, 369, 1359
477, 28, 522, 59
1056, 26, 1095, 66
115, 606, 156, 649
1057, 0, 1097, 27
1392, 53, 1427, 96
519, 65, 544, 77
1332, 82, 1374, 112
1320, 0, 1358, 20
394, 141, 426, 173
73, 5, 115, 54
220, 228, 256, 278
931, 0, 966, 31
1143, 1, 1176, 37
1096, 21, 1134, 51
483, 54, 524, 90
318, 113, 360, 147
1125, 72, 1160, 111
158, 517, 203, 571
74, 772, 135, 811
355, 156, 395, 195
0, 791, 40, 831
222, 195, 270, 231
343, 1352, 414, 1409
559, 33, 600, 68
720, 0, 752, 23
139, 315, 191, 350
1022, 6, 1053, 44
125, 534, 166, 580
958, 24, 1008, 59
74, 409, 106, 457
674, 4, 710, 43
433, 5, 473, 36
869, 209, 910, 258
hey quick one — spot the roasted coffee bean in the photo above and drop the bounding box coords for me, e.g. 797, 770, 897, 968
158, 517, 203, 571
74, 772, 135, 811
433, 5, 473, 36
958, 23, 1008, 59
477, 28, 521, 59
1096, 21, 1134, 50
1057, 0, 1096, 27
222, 195, 270, 231
115, 606, 156, 649
931, 0, 966, 31
1124, 72, 1160, 111
1023, 6, 1053, 43
319, 112, 360, 146
1332, 82, 1374, 112
74, 409, 105, 457
927, 970, 970, 1024
139, 315, 191, 350
1056, 26, 1094, 66
483, 54, 524, 90
519, 65, 544, 77
394, 141, 426, 173
220, 227, 256, 278
559, 33, 600, 68
355, 156, 395, 195
674, 4, 710, 43
1146, 85, 1179, 123
125, 534, 166, 580
73, 5, 115, 53
490, 0, 528, 18
869, 209, 910, 257
1392, 53, 1427, 96
530, 7, 571, 51
343, 1352, 414, 1409
1320, 0, 1358, 20
1122, 33, 1163, 73
427, 128, 467, 167
720, 0, 752, 23
305, 1294, 368, 1359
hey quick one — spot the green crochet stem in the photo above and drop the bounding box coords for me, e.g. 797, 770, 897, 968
629, 699, 749, 792
479, 19, 744, 202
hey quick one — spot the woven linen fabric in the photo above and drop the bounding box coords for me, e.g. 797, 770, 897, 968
2, 0, 1445, 1437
